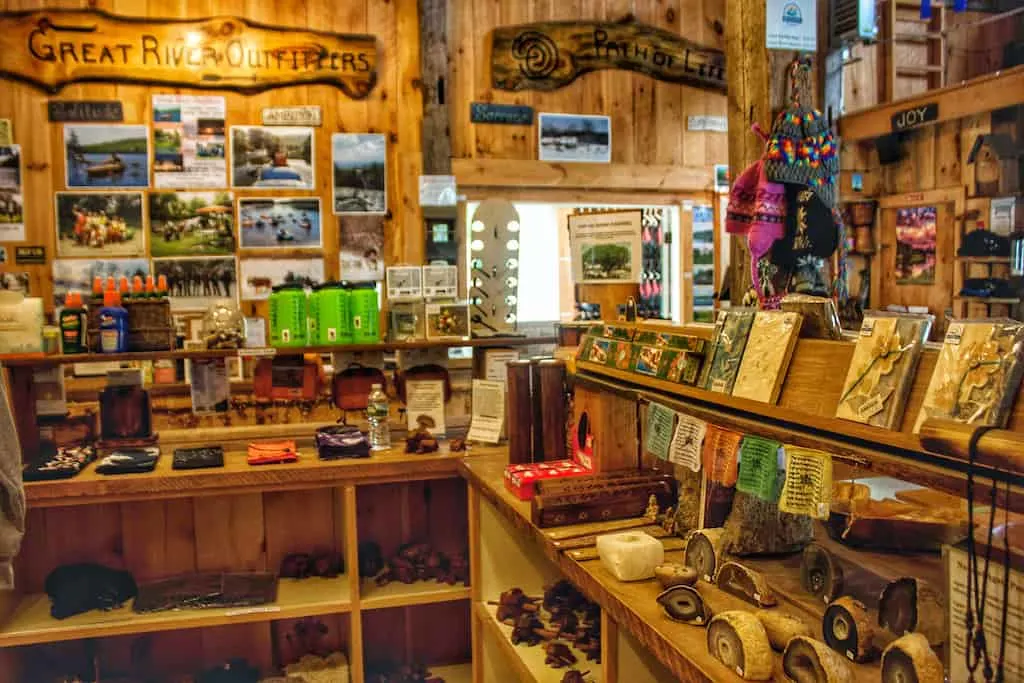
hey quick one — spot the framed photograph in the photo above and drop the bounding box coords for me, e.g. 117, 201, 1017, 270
152, 257, 238, 311
0, 191, 24, 242
55, 191, 146, 258
238, 197, 322, 249
149, 192, 235, 258
895, 206, 937, 284
331, 133, 386, 214
538, 113, 611, 163
0, 144, 22, 191
64, 124, 150, 188
230, 125, 315, 189
339, 215, 384, 282
51, 258, 149, 308
239, 257, 325, 300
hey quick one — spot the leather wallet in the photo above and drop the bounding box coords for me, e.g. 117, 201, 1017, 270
173, 446, 225, 470
23, 445, 96, 482
95, 447, 160, 474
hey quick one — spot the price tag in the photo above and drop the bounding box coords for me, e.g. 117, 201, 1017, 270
238, 347, 277, 358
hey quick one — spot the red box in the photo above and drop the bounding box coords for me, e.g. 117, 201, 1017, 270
504, 460, 592, 501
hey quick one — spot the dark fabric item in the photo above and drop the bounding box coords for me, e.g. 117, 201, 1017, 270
44, 563, 137, 619
132, 572, 277, 613
316, 425, 371, 459
23, 445, 95, 482
960, 278, 1016, 298
95, 447, 160, 474
358, 541, 384, 578
785, 185, 839, 259
172, 446, 225, 470
958, 229, 1011, 257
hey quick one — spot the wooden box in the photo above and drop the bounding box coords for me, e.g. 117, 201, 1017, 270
571, 384, 638, 472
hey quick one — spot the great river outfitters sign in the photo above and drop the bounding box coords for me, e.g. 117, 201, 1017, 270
491, 19, 726, 94
0, 9, 378, 97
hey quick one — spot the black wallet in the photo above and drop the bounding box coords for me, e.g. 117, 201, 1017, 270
23, 445, 96, 482
95, 447, 160, 475
173, 446, 225, 470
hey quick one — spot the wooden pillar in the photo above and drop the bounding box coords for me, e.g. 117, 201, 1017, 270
395, 0, 426, 265
419, 0, 452, 175
725, 0, 770, 303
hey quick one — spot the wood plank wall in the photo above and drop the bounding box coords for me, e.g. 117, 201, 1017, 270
0, 0, 424, 316
448, 0, 729, 169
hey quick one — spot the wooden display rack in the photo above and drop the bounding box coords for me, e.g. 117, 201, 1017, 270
0, 433, 480, 680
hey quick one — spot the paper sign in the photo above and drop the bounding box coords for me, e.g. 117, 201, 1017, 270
484, 350, 521, 381
467, 379, 505, 444
244, 317, 267, 348
644, 402, 676, 461
568, 210, 643, 284
766, 0, 817, 52
152, 94, 227, 189
736, 436, 782, 501
405, 379, 447, 437
190, 358, 230, 414
419, 175, 458, 206
668, 414, 707, 472
778, 446, 833, 519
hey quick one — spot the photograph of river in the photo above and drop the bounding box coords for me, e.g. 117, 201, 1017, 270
239, 198, 322, 248
64, 125, 150, 188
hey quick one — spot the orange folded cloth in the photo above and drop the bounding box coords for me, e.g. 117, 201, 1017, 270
247, 440, 299, 465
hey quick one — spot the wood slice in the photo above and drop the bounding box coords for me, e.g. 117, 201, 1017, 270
880, 633, 944, 683
715, 561, 777, 608
657, 585, 710, 626
685, 528, 727, 582
756, 611, 813, 651
782, 635, 856, 683
506, 359, 533, 464
537, 359, 568, 462
800, 542, 888, 608
877, 577, 946, 646
823, 597, 876, 663
706, 611, 774, 680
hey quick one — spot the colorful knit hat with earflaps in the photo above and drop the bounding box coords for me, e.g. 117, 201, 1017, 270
764, 56, 839, 210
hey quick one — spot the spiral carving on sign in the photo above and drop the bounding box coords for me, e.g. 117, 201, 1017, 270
511, 30, 559, 80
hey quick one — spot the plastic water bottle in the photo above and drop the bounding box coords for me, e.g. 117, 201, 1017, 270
367, 383, 391, 450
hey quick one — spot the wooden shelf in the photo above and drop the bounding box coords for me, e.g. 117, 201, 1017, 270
475, 601, 604, 683
839, 65, 1024, 141
429, 663, 472, 683
0, 576, 351, 647
953, 295, 1021, 304
360, 580, 471, 610
463, 455, 883, 683
23, 445, 490, 508
956, 256, 1011, 264
0, 336, 557, 368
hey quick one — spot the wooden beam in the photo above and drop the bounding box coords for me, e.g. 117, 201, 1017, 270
395, 0, 426, 264
839, 65, 1024, 141
419, 0, 451, 175
725, 0, 770, 303
451, 158, 713, 193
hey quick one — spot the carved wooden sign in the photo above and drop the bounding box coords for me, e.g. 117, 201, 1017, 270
491, 20, 726, 93
0, 9, 378, 97
890, 102, 938, 133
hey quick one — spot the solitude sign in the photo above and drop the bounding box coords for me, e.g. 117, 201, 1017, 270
491, 20, 726, 94
0, 9, 378, 97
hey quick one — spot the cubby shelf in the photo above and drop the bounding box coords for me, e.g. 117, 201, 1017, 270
360, 580, 471, 611
0, 576, 351, 648
475, 601, 603, 683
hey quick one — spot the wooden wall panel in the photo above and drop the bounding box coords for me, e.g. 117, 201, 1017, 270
0, 0, 422, 312
449, 0, 728, 168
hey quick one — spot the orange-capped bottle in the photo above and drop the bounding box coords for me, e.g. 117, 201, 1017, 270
145, 275, 156, 298
157, 274, 169, 297
132, 275, 143, 299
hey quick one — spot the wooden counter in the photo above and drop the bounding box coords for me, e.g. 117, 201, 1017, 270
460, 453, 890, 683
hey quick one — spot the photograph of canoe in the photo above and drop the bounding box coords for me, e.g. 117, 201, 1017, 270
64, 125, 150, 189
54, 192, 146, 258
149, 191, 236, 258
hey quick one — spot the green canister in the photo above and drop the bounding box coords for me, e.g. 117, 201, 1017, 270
349, 282, 380, 343
314, 282, 353, 344
269, 283, 309, 347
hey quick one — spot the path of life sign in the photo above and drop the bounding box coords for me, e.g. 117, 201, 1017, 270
0, 9, 378, 97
